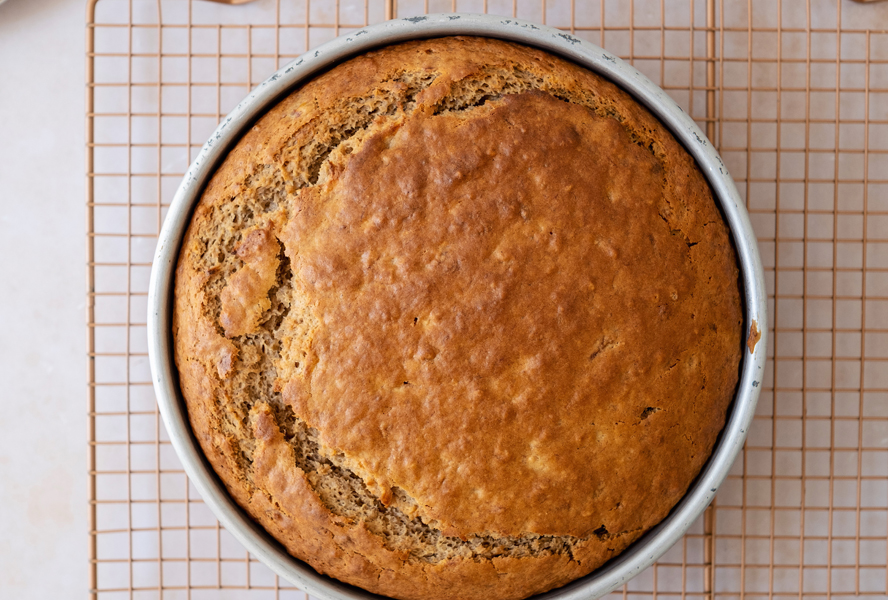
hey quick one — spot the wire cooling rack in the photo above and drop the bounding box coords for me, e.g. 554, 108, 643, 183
85, 0, 888, 598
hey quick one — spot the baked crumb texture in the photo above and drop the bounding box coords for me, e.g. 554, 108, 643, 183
174, 37, 742, 600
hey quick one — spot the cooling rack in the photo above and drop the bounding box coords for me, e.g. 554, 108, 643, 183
85, 0, 888, 598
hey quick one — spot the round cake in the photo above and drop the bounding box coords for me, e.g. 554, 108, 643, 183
173, 36, 742, 600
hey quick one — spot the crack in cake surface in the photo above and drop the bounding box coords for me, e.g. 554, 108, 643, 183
195, 62, 696, 341
267, 403, 599, 564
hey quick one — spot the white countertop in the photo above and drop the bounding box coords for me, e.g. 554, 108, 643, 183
0, 0, 88, 596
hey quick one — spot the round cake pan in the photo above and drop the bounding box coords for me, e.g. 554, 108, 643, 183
148, 14, 767, 600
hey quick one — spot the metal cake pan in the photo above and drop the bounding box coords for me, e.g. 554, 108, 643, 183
148, 13, 767, 600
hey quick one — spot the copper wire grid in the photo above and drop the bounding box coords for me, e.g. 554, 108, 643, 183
85, 0, 888, 598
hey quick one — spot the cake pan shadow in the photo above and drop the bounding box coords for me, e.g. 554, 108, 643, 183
148, 13, 767, 600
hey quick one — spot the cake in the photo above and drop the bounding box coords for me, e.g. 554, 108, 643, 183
173, 36, 742, 600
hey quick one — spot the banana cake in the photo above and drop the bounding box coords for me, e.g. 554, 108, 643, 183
173, 36, 742, 600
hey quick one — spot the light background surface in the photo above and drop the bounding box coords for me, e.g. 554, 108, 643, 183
0, 0, 88, 598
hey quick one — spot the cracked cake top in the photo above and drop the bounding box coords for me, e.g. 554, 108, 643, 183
173, 36, 742, 600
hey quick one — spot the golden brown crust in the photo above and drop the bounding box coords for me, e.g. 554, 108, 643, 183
173, 36, 742, 600
219, 225, 280, 337
748, 320, 761, 354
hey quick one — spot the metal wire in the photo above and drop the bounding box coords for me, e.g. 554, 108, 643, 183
86, 0, 888, 598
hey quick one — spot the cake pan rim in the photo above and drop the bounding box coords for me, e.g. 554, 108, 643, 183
147, 13, 767, 600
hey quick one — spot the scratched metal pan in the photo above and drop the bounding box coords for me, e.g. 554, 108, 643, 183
148, 13, 767, 600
